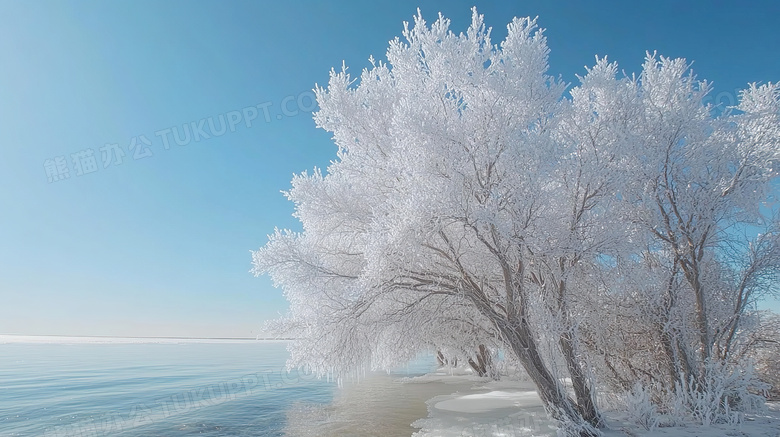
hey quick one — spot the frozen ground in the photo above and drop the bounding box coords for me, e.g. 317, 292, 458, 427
410, 368, 780, 437
409, 371, 556, 437
602, 402, 780, 437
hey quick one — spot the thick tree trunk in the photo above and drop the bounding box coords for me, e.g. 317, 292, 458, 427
555, 276, 603, 428
559, 330, 603, 427
498, 318, 599, 436
458, 235, 599, 434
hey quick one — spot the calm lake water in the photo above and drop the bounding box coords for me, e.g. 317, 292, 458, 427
0, 340, 468, 436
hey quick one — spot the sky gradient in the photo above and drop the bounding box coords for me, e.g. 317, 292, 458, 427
1, 1, 779, 337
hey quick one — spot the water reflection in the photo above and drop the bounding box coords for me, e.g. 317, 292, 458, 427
283, 371, 477, 436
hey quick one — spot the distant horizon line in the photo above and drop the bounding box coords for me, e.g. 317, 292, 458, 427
0, 333, 297, 340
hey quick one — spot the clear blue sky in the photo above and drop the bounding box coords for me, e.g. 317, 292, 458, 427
1, 1, 778, 338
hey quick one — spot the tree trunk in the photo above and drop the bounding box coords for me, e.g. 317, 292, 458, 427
467, 344, 497, 379
689, 268, 711, 363
559, 329, 603, 427
555, 275, 603, 428
659, 325, 681, 389
436, 350, 457, 367
498, 317, 599, 436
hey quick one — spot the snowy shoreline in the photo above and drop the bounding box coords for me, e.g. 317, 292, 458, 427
407, 369, 780, 437
408, 370, 556, 436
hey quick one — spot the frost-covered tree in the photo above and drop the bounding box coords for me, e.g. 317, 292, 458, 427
566, 55, 780, 420
602, 56, 780, 394
745, 312, 780, 399
253, 10, 602, 431
618, 57, 780, 378
252, 9, 780, 434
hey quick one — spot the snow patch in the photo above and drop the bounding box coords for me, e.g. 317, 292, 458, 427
412, 378, 556, 436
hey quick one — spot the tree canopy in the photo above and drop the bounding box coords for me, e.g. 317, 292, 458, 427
252, 9, 780, 434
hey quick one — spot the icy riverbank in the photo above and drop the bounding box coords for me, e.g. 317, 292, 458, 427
409, 369, 780, 437
408, 370, 556, 436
